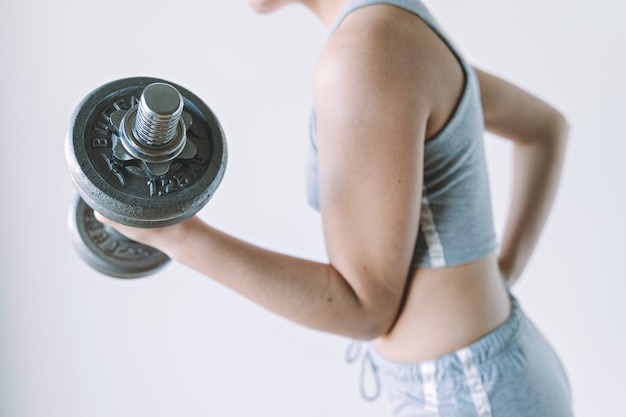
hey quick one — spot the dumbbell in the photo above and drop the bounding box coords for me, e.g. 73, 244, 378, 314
66, 77, 227, 278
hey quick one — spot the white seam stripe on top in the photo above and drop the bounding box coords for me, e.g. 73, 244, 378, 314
420, 194, 446, 267
456, 348, 493, 417
420, 361, 440, 415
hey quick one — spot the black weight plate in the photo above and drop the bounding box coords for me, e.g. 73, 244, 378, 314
66, 77, 227, 228
69, 194, 170, 278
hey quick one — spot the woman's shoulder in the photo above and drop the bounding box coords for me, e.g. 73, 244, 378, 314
315, 4, 456, 100
326, 3, 423, 49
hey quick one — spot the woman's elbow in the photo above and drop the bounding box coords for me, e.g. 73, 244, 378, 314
529, 109, 570, 153
548, 110, 570, 147
352, 303, 400, 341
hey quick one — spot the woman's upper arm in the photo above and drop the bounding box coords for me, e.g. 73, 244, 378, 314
313, 17, 429, 327
474, 67, 569, 143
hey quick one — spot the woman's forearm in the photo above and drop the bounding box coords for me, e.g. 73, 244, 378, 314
474, 68, 570, 285
499, 116, 569, 285
158, 217, 389, 340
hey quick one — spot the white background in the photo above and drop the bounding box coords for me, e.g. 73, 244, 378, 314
1, 0, 624, 416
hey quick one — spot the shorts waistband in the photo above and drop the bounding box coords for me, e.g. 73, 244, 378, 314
366, 295, 524, 384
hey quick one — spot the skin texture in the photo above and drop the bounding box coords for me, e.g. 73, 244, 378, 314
96, 0, 568, 360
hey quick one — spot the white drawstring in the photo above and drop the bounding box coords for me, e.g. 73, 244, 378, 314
346, 340, 381, 401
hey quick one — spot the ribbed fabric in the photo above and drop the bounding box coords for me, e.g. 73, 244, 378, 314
306, 0, 498, 267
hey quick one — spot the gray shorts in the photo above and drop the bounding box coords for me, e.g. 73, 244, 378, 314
350, 297, 573, 416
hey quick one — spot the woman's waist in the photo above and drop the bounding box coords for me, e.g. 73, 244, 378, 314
372, 253, 511, 362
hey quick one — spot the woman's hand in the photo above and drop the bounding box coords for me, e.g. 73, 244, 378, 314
498, 254, 518, 288
93, 211, 197, 258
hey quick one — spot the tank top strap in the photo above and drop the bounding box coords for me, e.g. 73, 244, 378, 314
329, 0, 469, 71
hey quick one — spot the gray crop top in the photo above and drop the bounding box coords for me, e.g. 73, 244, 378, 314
306, 0, 498, 268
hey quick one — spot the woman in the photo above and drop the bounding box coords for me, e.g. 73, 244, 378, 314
97, 0, 573, 415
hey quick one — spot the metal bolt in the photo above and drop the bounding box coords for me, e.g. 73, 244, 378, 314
112, 82, 197, 175
133, 83, 184, 147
